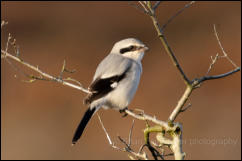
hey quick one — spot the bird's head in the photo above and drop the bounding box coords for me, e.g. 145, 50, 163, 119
110, 38, 149, 62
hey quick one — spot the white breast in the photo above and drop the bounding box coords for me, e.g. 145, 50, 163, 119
105, 61, 142, 110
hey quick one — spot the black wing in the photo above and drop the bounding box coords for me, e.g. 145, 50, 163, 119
84, 65, 131, 105
72, 69, 130, 144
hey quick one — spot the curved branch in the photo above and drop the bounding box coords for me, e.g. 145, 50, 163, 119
197, 67, 240, 83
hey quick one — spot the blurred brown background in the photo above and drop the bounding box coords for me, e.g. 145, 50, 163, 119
1, 1, 241, 160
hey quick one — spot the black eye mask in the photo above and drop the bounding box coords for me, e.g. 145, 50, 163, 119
120, 45, 139, 54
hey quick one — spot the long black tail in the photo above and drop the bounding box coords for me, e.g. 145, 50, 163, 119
72, 107, 96, 145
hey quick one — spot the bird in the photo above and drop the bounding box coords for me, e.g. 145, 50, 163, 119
72, 38, 149, 145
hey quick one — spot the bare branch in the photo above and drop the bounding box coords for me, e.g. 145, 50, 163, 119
59, 60, 76, 79
59, 59, 66, 79
153, 1, 161, 11
1, 50, 91, 94
147, 12, 191, 85
5, 33, 11, 53
162, 1, 195, 30
63, 77, 85, 89
118, 136, 132, 151
124, 108, 188, 159
205, 25, 239, 76
124, 109, 177, 131
97, 114, 112, 145
167, 23, 241, 123
197, 67, 240, 83
3, 56, 31, 80
206, 53, 220, 75
138, 1, 150, 14
98, 114, 148, 160
168, 86, 193, 122
213, 24, 238, 68
156, 133, 173, 146
146, 144, 162, 160
170, 124, 185, 160
179, 103, 192, 113
134, 1, 195, 86
1, 20, 8, 28
138, 144, 148, 154
129, 1, 150, 15
128, 119, 135, 147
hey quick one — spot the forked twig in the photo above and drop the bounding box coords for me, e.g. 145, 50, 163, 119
213, 24, 238, 68
97, 113, 148, 160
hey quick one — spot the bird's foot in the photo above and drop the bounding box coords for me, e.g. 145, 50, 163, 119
119, 107, 129, 117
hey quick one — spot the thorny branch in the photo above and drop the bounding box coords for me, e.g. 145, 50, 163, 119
1, 1, 240, 160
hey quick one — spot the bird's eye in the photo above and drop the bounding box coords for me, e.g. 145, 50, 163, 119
129, 45, 134, 50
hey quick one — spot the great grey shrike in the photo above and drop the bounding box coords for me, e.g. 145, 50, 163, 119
72, 38, 148, 145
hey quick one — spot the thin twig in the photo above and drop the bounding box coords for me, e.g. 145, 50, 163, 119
206, 53, 220, 75
129, 1, 149, 15
59, 59, 66, 79
1, 50, 90, 94
153, 1, 162, 11
213, 24, 238, 68
1, 20, 8, 28
118, 136, 132, 151
124, 109, 177, 131
138, 144, 148, 154
97, 113, 112, 145
63, 77, 84, 88
197, 67, 240, 83
205, 25, 239, 76
162, 1, 195, 30
138, 1, 150, 14
5, 33, 11, 53
138, 1, 195, 85
98, 113, 148, 159
147, 144, 159, 160
149, 14, 191, 85
179, 103, 192, 113
128, 119, 135, 146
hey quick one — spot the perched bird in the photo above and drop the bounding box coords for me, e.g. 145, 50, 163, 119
72, 38, 148, 145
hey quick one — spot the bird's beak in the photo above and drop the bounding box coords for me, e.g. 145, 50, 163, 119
143, 46, 149, 51
140, 46, 149, 52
